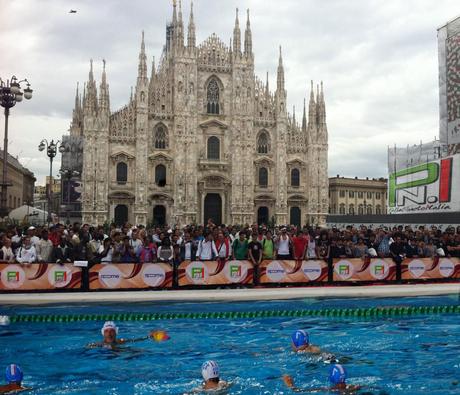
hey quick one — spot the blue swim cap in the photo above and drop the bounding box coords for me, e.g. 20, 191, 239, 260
291, 330, 309, 348
5, 364, 23, 384
329, 364, 346, 384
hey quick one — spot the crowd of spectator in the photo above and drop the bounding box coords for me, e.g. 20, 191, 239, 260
1, 221, 460, 266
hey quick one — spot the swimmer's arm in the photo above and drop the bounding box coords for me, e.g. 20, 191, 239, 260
118, 330, 160, 344
85, 341, 104, 349
282, 375, 323, 393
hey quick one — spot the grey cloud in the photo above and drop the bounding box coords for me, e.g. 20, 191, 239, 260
1, 0, 458, 184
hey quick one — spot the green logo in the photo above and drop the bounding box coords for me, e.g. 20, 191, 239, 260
191, 267, 204, 279
54, 271, 67, 282
6, 271, 19, 282
229, 265, 241, 277
389, 163, 439, 207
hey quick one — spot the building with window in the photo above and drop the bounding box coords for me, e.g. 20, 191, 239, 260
72, 3, 329, 226
328, 175, 387, 216
0, 150, 35, 213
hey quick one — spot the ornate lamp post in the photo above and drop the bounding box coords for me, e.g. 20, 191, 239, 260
0, 76, 33, 218
38, 139, 65, 224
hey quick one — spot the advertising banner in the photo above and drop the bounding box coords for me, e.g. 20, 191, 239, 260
89, 263, 173, 290
388, 155, 460, 214
0, 263, 82, 290
332, 258, 397, 282
177, 260, 253, 286
259, 260, 328, 283
401, 257, 460, 280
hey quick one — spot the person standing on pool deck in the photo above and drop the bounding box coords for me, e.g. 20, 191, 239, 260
283, 364, 361, 393
0, 364, 28, 394
86, 321, 170, 349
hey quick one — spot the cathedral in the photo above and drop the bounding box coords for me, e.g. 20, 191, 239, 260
70, 1, 329, 227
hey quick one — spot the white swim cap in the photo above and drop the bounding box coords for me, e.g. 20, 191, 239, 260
0, 315, 10, 326
201, 360, 219, 381
101, 321, 118, 335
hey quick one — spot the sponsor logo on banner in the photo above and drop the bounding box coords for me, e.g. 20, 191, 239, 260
439, 258, 455, 277
48, 266, 72, 288
335, 260, 354, 280
1, 265, 25, 289
266, 261, 286, 282
142, 264, 166, 287
408, 260, 426, 278
186, 261, 209, 284
369, 260, 389, 280
224, 260, 248, 283
301, 261, 322, 281
99, 264, 122, 288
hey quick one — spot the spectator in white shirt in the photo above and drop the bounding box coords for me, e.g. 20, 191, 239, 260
197, 233, 218, 261
27, 227, 40, 247
1, 238, 15, 262
36, 231, 54, 262
16, 237, 37, 265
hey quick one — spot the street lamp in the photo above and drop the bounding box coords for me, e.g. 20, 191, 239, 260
59, 168, 80, 225
38, 139, 64, 224
0, 76, 33, 218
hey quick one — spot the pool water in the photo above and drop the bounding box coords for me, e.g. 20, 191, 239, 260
1, 295, 460, 394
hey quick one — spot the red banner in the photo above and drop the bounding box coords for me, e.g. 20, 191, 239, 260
333, 258, 397, 281
259, 260, 328, 283
0, 263, 82, 290
89, 263, 173, 290
178, 260, 253, 286
401, 257, 460, 280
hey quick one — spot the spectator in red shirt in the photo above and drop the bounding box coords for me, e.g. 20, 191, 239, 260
292, 230, 308, 260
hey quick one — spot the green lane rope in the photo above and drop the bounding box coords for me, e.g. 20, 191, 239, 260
6, 305, 460, 323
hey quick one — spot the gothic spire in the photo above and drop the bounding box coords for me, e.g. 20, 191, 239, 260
276, 46, 285, 93
137, 31, 148, 86
74, 81, 80, 112
99, 59, 110, 112
302, 98, 307, 132
244, 8, 252, 56
308, 80, 317, 134
265, 71, 269, 98
187, 1, 196, 48
84, 59, 98, 115
233, 8, 241, 54
177, 0, 184, 47
292, 105, 296, 126
150, 56, 156, 82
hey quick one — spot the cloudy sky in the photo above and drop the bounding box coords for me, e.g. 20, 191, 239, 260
0, 0, 458, 185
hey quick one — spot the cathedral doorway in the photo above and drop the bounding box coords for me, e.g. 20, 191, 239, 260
257, 206, 269, 225
153, 205, 166, 226
290, 206, 301, 227
114, 204, 128, 226
204, 193, 222, 225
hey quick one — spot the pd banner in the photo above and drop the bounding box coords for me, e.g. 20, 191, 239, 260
0, 263, 82, 290
333, 258, 397, 282
388, 154, 460, 214
178, 260, 253, 286
401, 257, 460, 280
259, 260, 328, 283
89, 263, 173, 290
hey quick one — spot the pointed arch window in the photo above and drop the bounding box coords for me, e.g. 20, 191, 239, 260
259, 167, 268, 187
206, 79, 220, 114
154, 124, 168, 149
257, 132, 270, 154
207, 136, 220, 160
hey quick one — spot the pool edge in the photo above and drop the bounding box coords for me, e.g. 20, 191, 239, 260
1, 283, 460, 305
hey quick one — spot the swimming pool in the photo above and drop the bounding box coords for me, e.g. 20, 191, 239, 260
1, 295, 459, 394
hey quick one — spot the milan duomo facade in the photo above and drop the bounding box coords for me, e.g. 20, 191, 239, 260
70, 2, 329, 227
